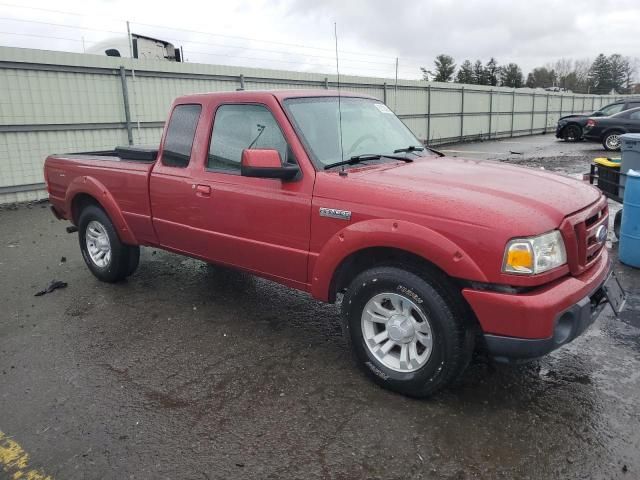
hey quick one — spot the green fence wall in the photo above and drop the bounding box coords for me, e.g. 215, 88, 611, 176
0, 46, 625, 204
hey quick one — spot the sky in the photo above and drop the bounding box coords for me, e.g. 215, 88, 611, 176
0, 0, 639, 81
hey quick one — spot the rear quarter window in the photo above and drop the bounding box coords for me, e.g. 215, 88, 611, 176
161, 104, 202, 168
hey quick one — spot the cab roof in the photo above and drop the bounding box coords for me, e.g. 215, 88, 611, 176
175, 89, 379, 104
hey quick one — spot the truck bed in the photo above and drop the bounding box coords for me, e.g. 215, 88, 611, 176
66, 146, 159, 163
45, 147, 157, 245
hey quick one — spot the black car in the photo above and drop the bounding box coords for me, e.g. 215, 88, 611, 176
583, 107, 640, 150
555, 98, 640, 142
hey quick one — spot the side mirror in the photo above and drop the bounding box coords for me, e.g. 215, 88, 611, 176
241, 149, 299, 181
592, 111, 604, 117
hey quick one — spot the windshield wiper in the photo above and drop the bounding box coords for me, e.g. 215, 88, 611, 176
393, 145, 424, 154
323, 153, 413, 171
394, 144, 445, 157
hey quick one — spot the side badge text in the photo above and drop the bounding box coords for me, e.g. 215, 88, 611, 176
319, 207, 351, 221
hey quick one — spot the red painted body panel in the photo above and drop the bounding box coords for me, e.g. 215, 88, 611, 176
44, 90, 610, 343
241, 149, 282, 168
46, 155, 155, 245
463, 249, 610, 338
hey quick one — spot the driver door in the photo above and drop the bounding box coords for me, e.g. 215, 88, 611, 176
190, 100, 314, 288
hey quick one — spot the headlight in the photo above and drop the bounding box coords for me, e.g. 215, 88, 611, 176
503, 230, 567, 275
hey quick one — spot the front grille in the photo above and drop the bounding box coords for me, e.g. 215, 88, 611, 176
560, 197, 608, 275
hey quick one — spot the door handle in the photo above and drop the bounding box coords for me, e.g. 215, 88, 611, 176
195, 184, 211, 196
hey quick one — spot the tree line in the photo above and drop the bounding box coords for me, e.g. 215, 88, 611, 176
421, 54, 639, 94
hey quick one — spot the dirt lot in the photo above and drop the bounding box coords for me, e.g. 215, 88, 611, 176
1, 134, 639, 479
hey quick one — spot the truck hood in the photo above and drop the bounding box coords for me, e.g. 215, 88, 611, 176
347, 157, 601, 229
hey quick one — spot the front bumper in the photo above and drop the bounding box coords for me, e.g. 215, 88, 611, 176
555, 124, 566, 138
483, 283, 607, 361
462, 250, 611, 360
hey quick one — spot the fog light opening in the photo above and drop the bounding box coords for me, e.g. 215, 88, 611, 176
554, 312, 574, 345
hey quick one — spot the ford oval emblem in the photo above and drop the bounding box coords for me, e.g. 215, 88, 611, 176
596, 225, 608, 243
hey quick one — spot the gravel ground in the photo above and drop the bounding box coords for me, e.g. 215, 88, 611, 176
1, 134, 639, 480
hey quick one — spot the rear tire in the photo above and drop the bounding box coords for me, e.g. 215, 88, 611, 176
342, 266, 474, 398
602, 131, 622, 151
78, 205, 139, 282
562, 124, 582, 142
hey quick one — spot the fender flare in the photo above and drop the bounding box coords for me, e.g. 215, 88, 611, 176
64, 176, 138, 245
310, 218, 487, 301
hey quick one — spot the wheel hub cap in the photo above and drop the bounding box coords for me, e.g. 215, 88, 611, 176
86, 220, 111, 268
361, 292, 433, 373
387, 315, 415, 343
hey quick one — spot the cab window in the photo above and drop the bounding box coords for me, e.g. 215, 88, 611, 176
207, 104, 291, 172
161, 104, 202, 168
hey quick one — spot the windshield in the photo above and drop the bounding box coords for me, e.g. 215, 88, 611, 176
283, 97, 425, 168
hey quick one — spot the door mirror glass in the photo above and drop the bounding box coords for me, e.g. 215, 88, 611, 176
241, 149, 299, 181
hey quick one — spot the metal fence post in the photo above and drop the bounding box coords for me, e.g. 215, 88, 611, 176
383, 82, 387, 104
426, 85, 431, 144
544, 93, 550, 133
592, 96, 595, 111
510, 90, 515, 138
488, 90, 493, 140
460, 87, 465, 142
237, 74, 245, 91
530, 93, 535, 135
571, 94, 575, 114
324, 77, 329, 89
560, 95, 563, 118
119, 66, 133, 146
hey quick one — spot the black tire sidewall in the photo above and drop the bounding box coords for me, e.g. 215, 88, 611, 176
564, 125, 581, 142
78, 205, 129, 282
343, 268, 461, 396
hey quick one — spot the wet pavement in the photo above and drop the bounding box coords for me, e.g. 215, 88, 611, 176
1, 134, 639, 479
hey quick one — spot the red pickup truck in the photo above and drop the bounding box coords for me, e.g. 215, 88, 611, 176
44, 90, 625, 397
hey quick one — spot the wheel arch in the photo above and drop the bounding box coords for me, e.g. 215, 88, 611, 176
329, 247, 452, 302
601, 126, 627, 140
311, 219, 487, 303
65, 177, 138, 245
563, 122, 582, 130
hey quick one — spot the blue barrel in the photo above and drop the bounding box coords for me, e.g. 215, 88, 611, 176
619, 171, 640, 268
620, 133, 640, 196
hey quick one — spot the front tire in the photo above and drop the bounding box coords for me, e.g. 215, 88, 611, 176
342, 266, 474, 398
78, 205, 140, 282
562, 124, 582, 142
603, 131, 622, 151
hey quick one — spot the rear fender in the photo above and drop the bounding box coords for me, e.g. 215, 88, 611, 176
65, 176, 138, 245
310, 219, 487, 301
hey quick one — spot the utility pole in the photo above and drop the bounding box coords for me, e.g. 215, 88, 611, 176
394, 57, 399, 112
126, 21, 134, 59
126, 21, 141, 141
